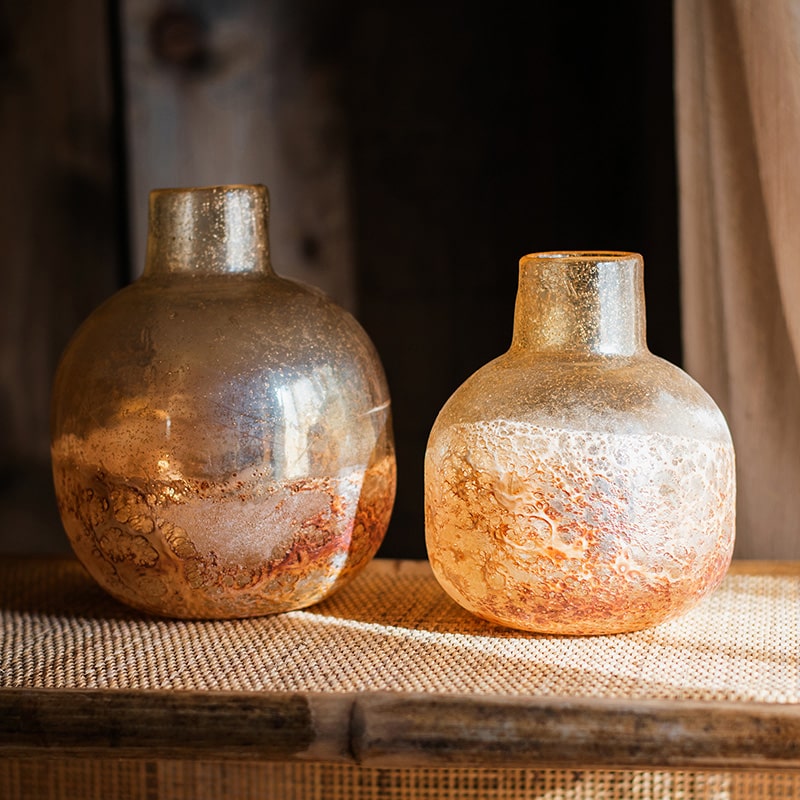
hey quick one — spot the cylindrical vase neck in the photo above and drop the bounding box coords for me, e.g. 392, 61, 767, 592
511, 252, 646, 357
144, 184, 273, 277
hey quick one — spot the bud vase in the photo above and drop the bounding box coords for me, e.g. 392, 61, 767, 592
425, 251, 735, 635
51, 184, 396, 619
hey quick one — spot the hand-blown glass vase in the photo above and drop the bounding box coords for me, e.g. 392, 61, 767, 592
425, 251, 735, 635
51, 184, 396, 618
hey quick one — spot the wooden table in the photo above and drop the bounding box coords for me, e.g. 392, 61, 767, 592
1, 557, 799, 799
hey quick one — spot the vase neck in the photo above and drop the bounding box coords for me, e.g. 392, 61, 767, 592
510, 252, 647, 357
143, 185, 274, 277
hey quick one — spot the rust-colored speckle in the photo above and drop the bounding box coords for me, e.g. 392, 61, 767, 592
52, 435, 395, 619
426, 420, 735, 635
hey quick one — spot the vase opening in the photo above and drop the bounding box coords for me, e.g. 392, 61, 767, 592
144, 184, 273, 278
512, 250, 646, 357
523, 250, 637, 262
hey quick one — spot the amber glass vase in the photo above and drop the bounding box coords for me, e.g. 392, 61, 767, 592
51, 185, 395, 618
425, 251, 735, 635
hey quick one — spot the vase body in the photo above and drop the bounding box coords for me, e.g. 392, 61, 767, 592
425, 252, 735, 635
51, 185, 396, 619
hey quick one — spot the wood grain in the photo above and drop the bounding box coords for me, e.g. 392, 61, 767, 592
1, 558, 799, 769
0, 2, 120, 465
354, 694, 800, 771
119, 0, 355, 309
0, 689, 353, 763
0, 2, 121, 556
3, 687, 800, 771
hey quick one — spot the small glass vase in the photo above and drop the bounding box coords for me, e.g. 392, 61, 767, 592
51, 184, 396, 619
425, 251, 735, 635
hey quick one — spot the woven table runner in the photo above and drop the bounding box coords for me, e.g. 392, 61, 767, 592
1, 557, 798, 700
1, 557, 799, 799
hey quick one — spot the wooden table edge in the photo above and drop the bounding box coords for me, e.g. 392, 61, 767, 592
2, 687, 799, 772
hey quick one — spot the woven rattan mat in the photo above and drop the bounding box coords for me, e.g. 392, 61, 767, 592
1, 557, 798, 701
2, 557, 800, 799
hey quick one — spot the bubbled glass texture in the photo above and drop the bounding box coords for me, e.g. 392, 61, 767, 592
51, 185, 395, 619
425, 252, 735, 635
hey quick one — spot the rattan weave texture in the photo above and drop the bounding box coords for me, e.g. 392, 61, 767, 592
1, 557, 798, 703
3, 558, 800, 799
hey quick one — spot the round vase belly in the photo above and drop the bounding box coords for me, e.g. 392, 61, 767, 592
51, 185, 396, 619
424, 252, 735, 635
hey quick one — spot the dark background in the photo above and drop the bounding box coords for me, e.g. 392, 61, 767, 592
345, 2, 680, 557
0, 1, 678, 559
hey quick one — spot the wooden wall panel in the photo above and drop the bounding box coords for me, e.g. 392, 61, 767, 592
0, 2, 121, 553
119, 0, 355, 309
0, 2, 121, 463
0, 3, 680, 561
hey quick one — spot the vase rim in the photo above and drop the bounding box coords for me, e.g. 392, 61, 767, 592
149, 183, 267, 196
520, 250, 642, 264
512, 249, 646, 355
144, 183, 272, 277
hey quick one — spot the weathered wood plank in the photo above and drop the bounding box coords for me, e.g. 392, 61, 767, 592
119, 0, 355, 309
0, 689, 353, 763
354, 694, 800, 771
0, 2, 121, 556
0, 2, 121, 465
3, 687, 800, 772
1, 559, 799, 769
